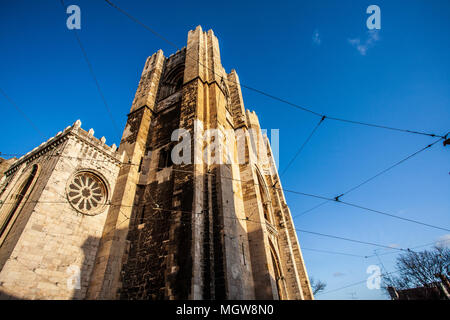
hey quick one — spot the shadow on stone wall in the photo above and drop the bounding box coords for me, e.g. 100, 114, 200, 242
72, 235, 102, 300
0, 168, 277, 300
0, 290, 20, 300
0, 234, 102, 300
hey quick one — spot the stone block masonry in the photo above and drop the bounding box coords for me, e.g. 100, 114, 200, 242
0, 120, 121, 299
0, 26, 313, 300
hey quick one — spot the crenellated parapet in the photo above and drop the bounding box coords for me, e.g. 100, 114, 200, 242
5, 120, 123, 177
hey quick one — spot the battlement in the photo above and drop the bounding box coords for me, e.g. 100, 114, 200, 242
5, 120, 123, 175
73, 120, 119, 156
167, 46, 186, 60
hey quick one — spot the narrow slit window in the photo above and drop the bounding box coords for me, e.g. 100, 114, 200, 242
138, 157, 143, 172
139, 205, 146, 225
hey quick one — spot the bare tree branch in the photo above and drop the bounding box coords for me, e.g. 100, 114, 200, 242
382, 246, 450, 299
310, 277, 327, 295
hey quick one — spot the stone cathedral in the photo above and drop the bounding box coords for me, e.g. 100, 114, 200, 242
0, 26, 313, 300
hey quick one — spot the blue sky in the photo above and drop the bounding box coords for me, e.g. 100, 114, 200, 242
1, 0, 449, 299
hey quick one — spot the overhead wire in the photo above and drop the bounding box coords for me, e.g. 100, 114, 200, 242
275, 116, 325, 184
0, 88, 45, 138
2, 149, 449, 232
103, 0, 444, 139
59, 0, 120, 135
293, 135, 447, 219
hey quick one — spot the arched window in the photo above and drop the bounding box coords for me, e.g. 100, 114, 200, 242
158, 65, 184, 101
221, 77, 232, 114
255, 168, 272, 223
175, 77, 183, 91
269, 241, 286, 300
158, 146, 173, 171
0, 164, 39, 244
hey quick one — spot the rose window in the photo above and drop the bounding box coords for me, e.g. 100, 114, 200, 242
67, 171, 107, 215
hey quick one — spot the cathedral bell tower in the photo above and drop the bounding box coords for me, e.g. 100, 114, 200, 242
87, 26, 313, 300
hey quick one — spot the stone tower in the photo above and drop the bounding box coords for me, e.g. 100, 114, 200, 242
0, 26, 313, 300
87, 26, 313, 300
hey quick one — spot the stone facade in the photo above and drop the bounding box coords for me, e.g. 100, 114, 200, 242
0, 121, 122, 299
0, 158, 16, 178
0, 26, 313, 300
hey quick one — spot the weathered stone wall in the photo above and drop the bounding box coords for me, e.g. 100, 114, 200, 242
119, 87, 182, 300
0, 158, 16, 180
114, 26, 259, 300
0, 121, 121, 299
0, 26, 314, 301
240, 109, 314, 299
86, 48, 165, 300
102, 26, 313, 300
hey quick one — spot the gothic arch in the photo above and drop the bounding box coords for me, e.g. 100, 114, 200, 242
254, 166, 274, 224
0, 164, 40, 245
158, 64, 185, 101
220, 77, 232, 114
157, 145, 174, 170
268, 239, 287, 300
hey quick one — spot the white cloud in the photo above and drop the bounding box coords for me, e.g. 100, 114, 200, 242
348, 30, 380, 55
435, 234, 450, 248
312, 29, 321, 45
